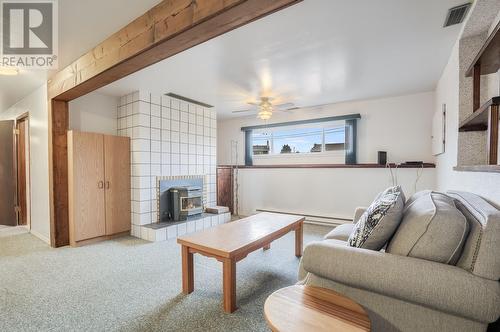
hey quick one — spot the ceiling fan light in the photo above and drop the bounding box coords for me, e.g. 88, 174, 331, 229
261, 99, 272, 109
257, 109, 273, 120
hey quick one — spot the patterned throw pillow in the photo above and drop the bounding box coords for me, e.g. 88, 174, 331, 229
348, 186, 405, 250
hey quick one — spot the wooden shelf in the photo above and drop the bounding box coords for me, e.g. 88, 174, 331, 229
459, 97, 500, 132
453, 165, 500, 173
465, 20, 500, 77
217, 163, 436, 169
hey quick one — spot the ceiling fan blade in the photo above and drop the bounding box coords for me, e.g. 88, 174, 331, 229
232, 109, 256, 114
274, 102, 295, 110
275, 105, 300, 113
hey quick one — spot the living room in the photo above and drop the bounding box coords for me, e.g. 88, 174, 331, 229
0, 0, 499, 331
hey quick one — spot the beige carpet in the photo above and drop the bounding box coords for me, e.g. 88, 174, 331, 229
0, 223, 329, 332
0, 225, 29, 238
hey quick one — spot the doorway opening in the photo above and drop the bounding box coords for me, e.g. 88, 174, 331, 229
15, 113, 31, 228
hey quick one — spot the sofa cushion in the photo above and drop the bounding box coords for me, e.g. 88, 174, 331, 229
347, 186, 405, 250
405, 190, 431, 208
447, 191, 500, 281
324, 223, 355, 241
387, 191, 469, 265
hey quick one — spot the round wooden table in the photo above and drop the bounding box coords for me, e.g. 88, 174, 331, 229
264, 285, 371, 332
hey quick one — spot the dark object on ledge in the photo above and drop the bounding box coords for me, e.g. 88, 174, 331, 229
400, 161, 424, 166
377, 151, 387, 165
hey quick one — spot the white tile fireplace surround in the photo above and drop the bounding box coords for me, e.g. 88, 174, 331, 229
140, 213, 232, 242
116, 90, 222, 241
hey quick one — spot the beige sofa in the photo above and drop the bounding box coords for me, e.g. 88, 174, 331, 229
298, 191, 500, 332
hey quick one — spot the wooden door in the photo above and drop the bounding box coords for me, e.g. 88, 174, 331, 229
68, 131, 106, 244
16, 119, 28, 225
217, 167, 234, 214
104, 135, 131, 235
0, 121, 16, 226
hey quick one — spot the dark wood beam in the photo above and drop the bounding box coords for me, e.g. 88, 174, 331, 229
49, 100, 69, 247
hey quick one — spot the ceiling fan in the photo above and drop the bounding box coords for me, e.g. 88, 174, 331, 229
232, 97, 298, 120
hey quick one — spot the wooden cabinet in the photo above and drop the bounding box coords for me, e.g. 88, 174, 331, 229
103, 135, 131, 235
68, 131, 130, 246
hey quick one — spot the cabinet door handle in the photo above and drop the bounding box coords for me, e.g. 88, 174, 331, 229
106, 181, 110, 189
98, 181, 104, 189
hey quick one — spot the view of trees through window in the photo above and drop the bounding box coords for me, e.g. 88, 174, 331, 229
252, 121, 345, 155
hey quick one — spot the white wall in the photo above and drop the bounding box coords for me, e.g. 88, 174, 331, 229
236, 167, 435, 220
69, 92, 118, 135
435, 40, 500, 206
218, 92, 436, 166
0, 85, 51, 243
218, 92, 437, 219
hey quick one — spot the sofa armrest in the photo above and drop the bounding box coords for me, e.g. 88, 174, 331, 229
353, 207, 366, 223
302, 239, 500, 323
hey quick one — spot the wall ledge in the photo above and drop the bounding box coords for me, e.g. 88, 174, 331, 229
453, 165, 500, 173
218, 163, 436, 169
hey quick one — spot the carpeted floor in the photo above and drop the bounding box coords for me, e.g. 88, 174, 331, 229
0, 224, 329, 332
0, 225, 29, 238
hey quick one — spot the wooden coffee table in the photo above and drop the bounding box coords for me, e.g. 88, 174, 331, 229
264, 286, 371, 332
177, 212, 304, 313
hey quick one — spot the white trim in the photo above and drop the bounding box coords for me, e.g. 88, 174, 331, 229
30, 229, 50, 244
255, 208, 352, 225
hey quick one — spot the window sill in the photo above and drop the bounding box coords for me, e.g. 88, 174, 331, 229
218, 163, 436, 169
453, 165, 500, 173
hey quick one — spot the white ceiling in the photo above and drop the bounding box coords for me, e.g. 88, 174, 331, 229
0, 0, 161, 112
96, 0, 466, 119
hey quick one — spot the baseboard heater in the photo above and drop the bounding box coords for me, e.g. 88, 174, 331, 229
255, 209, 352, 227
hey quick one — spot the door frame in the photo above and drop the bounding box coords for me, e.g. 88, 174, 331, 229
47, 0, 302, 247
15, 112, 31, 229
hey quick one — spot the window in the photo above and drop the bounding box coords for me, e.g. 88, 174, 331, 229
252, 131, 271, 155
252, 121, 346, 155
242, 114, 360, 166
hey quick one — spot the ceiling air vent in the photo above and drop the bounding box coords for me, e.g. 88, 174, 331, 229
443, 3, 471, 27
164, 93, 213, 108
